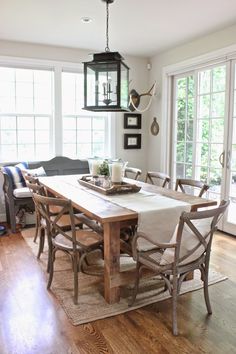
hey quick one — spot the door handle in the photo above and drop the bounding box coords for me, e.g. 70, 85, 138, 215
219, 151, 225, 168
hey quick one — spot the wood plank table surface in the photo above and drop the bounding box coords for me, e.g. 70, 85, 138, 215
39, 175, 217, 304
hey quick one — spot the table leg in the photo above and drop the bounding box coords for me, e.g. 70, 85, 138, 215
103, 221, 121, 304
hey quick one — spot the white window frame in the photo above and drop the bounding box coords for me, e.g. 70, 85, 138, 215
161, 43, 236, 175
0, 55, 114, 161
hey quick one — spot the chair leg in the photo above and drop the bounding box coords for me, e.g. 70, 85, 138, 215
129, 261, 142, 306
9, 201, 17, 233
47, 248, 56, 289
203, 265, 212, 315
172, 274, 178, 336
72, 254, 79, 305
33, 213, 40, 242
37, 227, 45, 259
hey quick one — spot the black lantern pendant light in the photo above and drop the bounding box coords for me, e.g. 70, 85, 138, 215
83, 0, 130, 112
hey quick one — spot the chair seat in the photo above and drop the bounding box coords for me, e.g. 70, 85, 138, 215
53, 230, 102, 251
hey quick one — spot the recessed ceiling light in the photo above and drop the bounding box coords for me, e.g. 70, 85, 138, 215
81, 17, 92, 23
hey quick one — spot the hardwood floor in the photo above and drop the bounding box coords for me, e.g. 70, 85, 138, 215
0, 230, 236, 354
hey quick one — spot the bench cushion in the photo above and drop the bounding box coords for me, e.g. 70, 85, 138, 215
13, 187, 32, 198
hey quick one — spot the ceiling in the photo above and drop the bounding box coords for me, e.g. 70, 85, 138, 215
1, 0, 236, 57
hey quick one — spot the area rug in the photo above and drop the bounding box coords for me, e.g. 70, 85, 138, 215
21, 228, 228, 326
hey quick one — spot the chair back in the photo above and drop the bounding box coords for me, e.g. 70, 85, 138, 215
175, 178, 209, 197
23, 173, 40, 185
173, 200, 229, 266
32, 193, 83, 249
145, 171, 170, 188
124, 167, 142, 180
26, 180, 45, 196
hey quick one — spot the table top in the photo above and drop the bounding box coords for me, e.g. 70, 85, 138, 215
39, 175, 217, 224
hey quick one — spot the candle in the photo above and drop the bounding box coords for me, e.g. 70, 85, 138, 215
111, 163, 122, 183
92, 161, 100, 176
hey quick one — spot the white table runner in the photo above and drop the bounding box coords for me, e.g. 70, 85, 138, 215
106, 190, 191, 245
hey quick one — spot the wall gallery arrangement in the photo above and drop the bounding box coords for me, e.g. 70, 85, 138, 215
123, 113, 142, 149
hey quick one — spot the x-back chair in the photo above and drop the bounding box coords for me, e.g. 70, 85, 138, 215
145, 171, 171, 188
33, 193, 103, 304
124, 167, 142, 180
129, 200, 229, 335
175, 178, 209, 197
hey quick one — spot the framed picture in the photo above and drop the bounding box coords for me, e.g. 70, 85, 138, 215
124, 133, 141, 149
124, 113, 142, 129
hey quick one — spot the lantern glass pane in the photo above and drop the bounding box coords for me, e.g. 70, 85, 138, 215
87, 67, 96, 107
121, 63, 129, 108
97, 63, 118, 107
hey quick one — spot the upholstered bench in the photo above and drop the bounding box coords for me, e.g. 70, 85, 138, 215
0, 156, 89, 233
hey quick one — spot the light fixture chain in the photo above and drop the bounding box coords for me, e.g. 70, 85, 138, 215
105, 1, 110, 52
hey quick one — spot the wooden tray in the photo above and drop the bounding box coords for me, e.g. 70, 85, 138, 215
78, 176, 141, 195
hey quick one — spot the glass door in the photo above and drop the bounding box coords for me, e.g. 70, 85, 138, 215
172, 61, 236, 235
172, 64, 227, 200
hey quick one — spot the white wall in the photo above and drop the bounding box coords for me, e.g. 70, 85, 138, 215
0, 40, 149, 220
147, 23, 236, 172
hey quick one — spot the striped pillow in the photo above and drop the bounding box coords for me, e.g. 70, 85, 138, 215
3, 162, 29, 189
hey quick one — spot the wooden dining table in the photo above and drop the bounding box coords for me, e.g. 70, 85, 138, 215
39, 174, 217, 304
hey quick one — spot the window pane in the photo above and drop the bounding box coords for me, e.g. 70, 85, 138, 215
199, 70, 210, 94
211, 119, 224, 143
35, 116, 50, 130
77, 130, 91, 143
212, 66, 226, 92
63, 130, 76, 144
1, 130, 16, 144
18, 130, 34, 144
197, 120, 209, 142
18, 116, 34, 130
18, 144, 35, 160
199, 95, 210, 118
36, 130, 50, 144
0, 116, 16, 130
211, 93, 225, 118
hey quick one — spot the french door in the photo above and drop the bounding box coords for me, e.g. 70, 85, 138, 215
171, 60, 236, 235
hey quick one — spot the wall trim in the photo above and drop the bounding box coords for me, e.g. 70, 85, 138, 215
163, 43, 236, 76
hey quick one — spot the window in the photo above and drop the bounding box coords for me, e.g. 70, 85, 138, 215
62, 72, 109, 159
0, 66, 53, 161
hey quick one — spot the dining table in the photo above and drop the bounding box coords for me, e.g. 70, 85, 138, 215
39, 174, 217, 304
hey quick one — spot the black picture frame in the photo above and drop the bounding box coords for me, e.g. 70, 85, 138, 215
124, 133, 141, 149
124, 113, 142, 129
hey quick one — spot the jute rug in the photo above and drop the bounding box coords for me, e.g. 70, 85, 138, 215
22, 228, 227, 326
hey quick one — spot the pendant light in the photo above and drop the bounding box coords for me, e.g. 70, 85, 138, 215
83, 0, 130, 112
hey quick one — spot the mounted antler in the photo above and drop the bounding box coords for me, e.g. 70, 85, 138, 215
139, 83, 156, 98
129, 81, 157, 113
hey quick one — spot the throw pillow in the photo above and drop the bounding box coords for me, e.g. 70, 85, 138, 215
3, 162, 29, 189
22, 166, 46, 177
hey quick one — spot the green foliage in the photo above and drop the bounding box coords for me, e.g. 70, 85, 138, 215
97, 160, 109, 176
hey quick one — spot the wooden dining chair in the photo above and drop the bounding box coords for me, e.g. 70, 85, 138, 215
124, 167, 142, 180
175, 178, 209, 197
26, 180, 86, 264
129, 200, 229, 335
33, 193, 103, 304
145, 171, 171, 188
